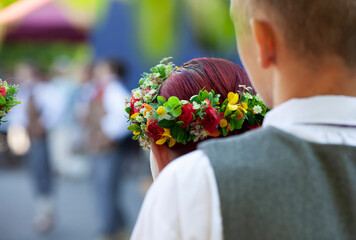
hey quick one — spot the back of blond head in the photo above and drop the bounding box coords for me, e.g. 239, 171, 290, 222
239, 0, 356, 68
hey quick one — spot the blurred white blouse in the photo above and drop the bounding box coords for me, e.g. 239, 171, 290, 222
7, 81, 64, 130
100, 78, 131, 141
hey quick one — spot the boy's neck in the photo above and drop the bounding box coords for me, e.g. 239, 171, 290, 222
273, 58, 356, 107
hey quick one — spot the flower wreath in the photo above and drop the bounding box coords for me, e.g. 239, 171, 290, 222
0, 80, 21, 124
126, 57, 268, 150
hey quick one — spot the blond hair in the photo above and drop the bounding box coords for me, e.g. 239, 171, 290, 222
238, 0, 356, 67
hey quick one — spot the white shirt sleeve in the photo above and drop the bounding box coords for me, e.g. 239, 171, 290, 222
131, 150, 223, 240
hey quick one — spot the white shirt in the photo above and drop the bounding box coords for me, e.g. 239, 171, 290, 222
101, 79, 131, 140
131, 95, 356, 240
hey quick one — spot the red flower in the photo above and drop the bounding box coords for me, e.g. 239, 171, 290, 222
147, 120, 165, 141
199, 106, 220, 133
247, 125, 261, 130
0, 87, 6, 97
130, 94, 140, 116
177, 103, 196, 128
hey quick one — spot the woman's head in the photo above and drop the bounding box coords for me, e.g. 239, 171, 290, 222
159, 58, 254, 102
150, 58, 256, 174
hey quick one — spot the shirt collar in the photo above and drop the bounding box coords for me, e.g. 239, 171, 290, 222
263, 95, 356, 128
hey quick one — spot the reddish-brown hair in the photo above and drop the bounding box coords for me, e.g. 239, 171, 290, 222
160, 57, 254, 102
158, 57, 255, 155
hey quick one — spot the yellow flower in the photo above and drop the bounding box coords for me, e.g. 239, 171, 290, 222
157, 106, 165, 115
227, 92, 240, 111
156, 129, 176, 147
220, 119, 228, 128
240, 102, 248, 113
228, 92, 239, 104
242, 102, 248, 109
130, 113, 140, 119
133, 131, 140, 135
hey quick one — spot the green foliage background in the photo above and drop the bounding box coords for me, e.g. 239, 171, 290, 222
134, 0, 235, 59
0, 43, 90, 75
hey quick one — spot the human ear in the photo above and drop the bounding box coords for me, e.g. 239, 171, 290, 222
250, 18, 276, 68
151, 143, 172, 172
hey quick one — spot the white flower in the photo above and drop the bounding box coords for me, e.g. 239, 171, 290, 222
180, 100, 189, 105
239, 85, 253, 92
202, 99, 210, 106
158, 113, 171, 121
255, 94, 262, 102
145, 80, 154, 87
133, 90, 143, 99
143, 94, 152, 102
134, 101, 143, 108
192, 102, 201, 110
139, 135, 153, 150
189, 122, 208, 142
253, 105, 263, 114
244, 92, 253, 100
125, 97, 131, 107
145, 111, 154, 119
148, 89, 157, 95
136, 116, 144, 123
152, 73, 160, 79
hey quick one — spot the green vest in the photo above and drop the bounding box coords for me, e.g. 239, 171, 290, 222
199, 127, 356, 240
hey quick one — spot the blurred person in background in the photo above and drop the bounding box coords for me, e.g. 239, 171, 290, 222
72, 64, 95, 158
49, 55, 80, 178
8, 62, 63, 234
87, 59, 131, 240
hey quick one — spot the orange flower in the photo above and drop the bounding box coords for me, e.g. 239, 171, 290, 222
142, 104, 153, 116
208, 129, 221, 137
236, 110, 244, 120
219, 119, 228, 128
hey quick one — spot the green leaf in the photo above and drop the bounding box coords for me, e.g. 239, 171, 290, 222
127, 124, 141, 132
171, 125, 180, 139
190, 95, 199, 103
222, 127, 228, 136
132, 135, 139, 140
176, 121, 185, 127
157, 96, 167, 104
234, 119, 244, 130
188, 134, 195, 142
0, 95, 6, 106
230, 120, 235, 131
199, 90, 209, 101
125, 107, 132, 115
157, 120, 175, 128
246, 111, 256, 125
178, 129, 188, 144
224, 109, 233, 118
167, 96, 180, 107
171, 106, 182, 117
